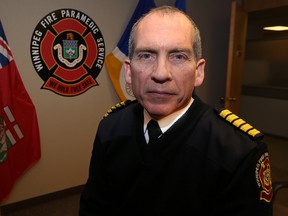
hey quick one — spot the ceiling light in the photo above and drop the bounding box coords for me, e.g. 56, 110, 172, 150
263, 26, 288, 31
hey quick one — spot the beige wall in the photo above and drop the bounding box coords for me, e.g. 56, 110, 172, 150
0, 0, 233, 205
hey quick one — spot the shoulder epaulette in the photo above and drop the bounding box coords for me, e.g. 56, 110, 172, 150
103, 100, 135, 118
218, 109, 264, 140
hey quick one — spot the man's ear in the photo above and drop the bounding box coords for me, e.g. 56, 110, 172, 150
124, 59, 132, 85
194, 59, 205, 87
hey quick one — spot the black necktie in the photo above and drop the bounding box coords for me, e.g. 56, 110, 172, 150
147, 120, 162, 144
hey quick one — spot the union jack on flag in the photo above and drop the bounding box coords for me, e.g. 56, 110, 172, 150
0, 27, 13, 68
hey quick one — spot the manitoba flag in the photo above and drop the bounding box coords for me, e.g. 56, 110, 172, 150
105, 0, 186, 101
105, 0, 156, 101
0, 21, 41, 202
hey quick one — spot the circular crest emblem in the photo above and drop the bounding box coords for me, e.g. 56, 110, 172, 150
30, 9, 105, 96
255, 152, 273, 203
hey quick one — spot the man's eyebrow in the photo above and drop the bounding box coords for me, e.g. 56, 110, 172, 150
169, 48, 193, 54
134, 48, 192, 53
134, 48, 157, 54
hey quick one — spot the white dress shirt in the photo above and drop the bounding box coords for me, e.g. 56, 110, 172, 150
143, 98, 193, 143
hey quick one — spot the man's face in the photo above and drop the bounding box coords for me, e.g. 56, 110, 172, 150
124, 12, 205, 120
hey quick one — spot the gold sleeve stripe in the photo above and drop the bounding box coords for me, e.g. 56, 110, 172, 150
226, 114, 239, 123
219, 109, 263, 139
233, 118, 246, 127
240, 123, 253, 132
248, 128, 262, 137
219, 109, 232, 118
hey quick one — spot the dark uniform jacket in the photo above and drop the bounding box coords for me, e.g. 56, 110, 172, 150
79, 96, 273, 216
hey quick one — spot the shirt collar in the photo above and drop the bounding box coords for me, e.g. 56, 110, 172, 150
143, 97, 194, 134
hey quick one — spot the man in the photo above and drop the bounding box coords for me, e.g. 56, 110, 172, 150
79, 6, 273, 215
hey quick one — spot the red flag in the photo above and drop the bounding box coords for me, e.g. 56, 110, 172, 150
0, 21, 41, 202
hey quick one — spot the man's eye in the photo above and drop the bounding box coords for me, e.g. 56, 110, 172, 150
170, 53, 187, 62
175, 55, 185, 60
140, 53, 152, 59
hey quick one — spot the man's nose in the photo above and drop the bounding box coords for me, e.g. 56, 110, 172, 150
151, 56, 172, 82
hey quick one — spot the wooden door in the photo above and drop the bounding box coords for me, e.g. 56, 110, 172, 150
224, 1, 248, 114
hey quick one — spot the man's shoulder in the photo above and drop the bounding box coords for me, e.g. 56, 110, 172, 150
101, 100, 142, 123
97, 100, 141, 139
103, 100, 138, 118
215, 108, 264, 141
99, 100, 141, 130
193, 107, 267, 171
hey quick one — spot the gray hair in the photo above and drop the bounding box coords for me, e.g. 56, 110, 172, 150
128, 6, 202, 61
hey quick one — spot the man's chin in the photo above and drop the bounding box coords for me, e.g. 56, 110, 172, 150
144, 103, 175, 119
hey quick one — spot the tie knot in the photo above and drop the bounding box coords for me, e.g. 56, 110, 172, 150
147, 120, 162, 144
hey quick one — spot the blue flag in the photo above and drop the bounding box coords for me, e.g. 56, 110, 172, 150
118, 0, 156, 56
105, 0, 156, 101
175, 0, 186, 12
106, 0, 186, 101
